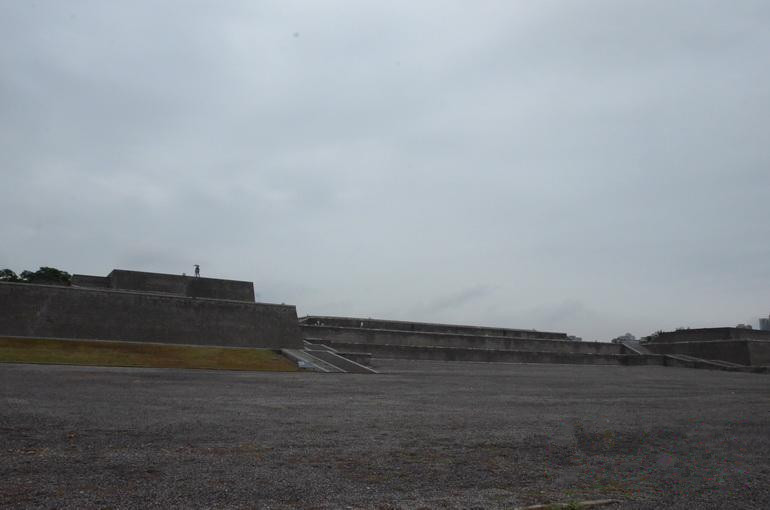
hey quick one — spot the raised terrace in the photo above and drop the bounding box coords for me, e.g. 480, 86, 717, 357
72, 269, 256, 302
645, 327, 770, 366
299, 315, 631, 365
1, 270, 301, 350
300, 315, 568, 340
298, 317, 769, 372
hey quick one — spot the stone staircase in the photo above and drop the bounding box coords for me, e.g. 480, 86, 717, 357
661, 353, 764, 372
281, 341, 377, 374
621, 340, 653, 355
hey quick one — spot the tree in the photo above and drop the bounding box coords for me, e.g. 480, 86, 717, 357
611, 332, 636, 344
20, 267, 72, 285
0, 267, 72, 286
640, 330, 663, 343
0, 269, 20, 282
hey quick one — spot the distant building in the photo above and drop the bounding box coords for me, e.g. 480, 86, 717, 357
760, 315, 770, 331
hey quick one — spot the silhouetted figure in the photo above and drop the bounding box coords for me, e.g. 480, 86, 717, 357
194, 265, 200, 277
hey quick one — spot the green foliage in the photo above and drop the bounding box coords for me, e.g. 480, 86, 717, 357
1, 267, 71, 285
0, 269, 20, 282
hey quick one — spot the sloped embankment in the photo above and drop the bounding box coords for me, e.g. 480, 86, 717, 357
0, 336, 297, 372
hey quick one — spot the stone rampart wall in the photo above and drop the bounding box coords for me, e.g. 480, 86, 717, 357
0, 282, 300, 349
315, 341, 627, 365
108, 270, 256, 302
645, 340, 756, 365
302, 325, 623, 354
748, 342, 770, 365
649, 328, 770, 343
71, 275, 110, 288
300, 316, 566, 339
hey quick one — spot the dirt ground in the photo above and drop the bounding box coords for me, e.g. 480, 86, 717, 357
2, 360, 769, 509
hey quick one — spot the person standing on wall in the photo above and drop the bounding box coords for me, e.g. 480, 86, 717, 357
194, 265, 200, 277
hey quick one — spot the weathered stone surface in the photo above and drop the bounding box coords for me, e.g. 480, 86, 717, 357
73, 269, 256, 302
646, 339, 770, 366
644, 328, 770, 366
302, 324, 623, 354
0, 282, 301, 349
301, 315, 567, 339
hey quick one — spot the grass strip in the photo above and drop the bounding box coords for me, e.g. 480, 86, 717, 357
0, 336, 298, 372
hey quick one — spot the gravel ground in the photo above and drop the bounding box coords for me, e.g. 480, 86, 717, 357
1, 360, 769, 509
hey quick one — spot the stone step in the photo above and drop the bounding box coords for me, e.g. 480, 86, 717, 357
621, 340, 653, 355
305, 349, 378, 374
281, 349, 344, 373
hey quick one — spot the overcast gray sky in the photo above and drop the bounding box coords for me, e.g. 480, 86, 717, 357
2, 1, 769, 340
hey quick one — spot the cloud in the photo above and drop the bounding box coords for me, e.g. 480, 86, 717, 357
2, 1, 769, 339
408, 284, 499, 318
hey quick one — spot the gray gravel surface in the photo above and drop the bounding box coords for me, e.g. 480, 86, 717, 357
2, 360, 769, 509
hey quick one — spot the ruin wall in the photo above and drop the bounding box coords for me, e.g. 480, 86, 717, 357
0, 282, 301, 349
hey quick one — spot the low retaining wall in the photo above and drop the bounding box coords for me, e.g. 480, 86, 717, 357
644, 340, 764, 366
314, 340, 630, 365
749, 342, 770, 365
649, 328, 770, 343
0, 282, 301, 349
300, 316, 566, 340
302, 325, 623, 355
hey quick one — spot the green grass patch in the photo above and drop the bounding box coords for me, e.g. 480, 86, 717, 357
0, 337, 298, 372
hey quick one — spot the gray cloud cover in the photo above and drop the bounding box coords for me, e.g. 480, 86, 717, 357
2, 1, 769, 340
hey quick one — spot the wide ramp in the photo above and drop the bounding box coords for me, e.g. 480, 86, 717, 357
304, 349, 378, 374
283, 342, 377, 374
